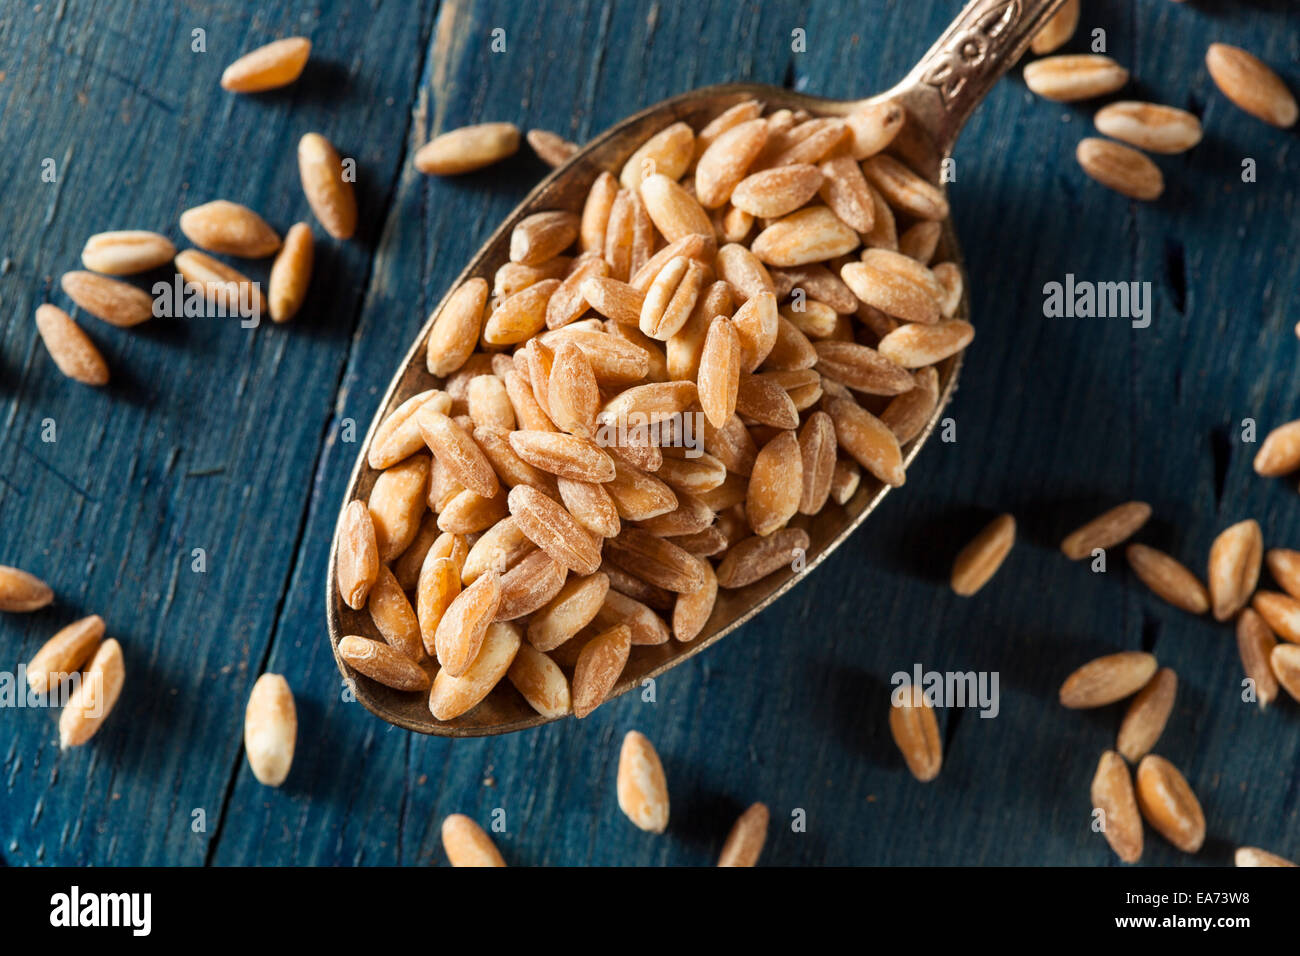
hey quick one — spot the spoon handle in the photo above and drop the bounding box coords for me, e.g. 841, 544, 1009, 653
894, 0, 1069, 152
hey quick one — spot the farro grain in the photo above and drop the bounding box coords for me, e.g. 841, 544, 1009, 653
35, 305, 109, 386
415, 123, 520, 175
298, 132, 357, 239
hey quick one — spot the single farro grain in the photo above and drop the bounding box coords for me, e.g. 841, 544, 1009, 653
617, 730, 670, 832
950, 513, 1016, 596
416, 123, 520, 175
298, 132, 357, 239
1023, 54, 1130, 102
0, 565, 54, 612
35, 305, 109, 386
268, 222, 314, 322
59, 638, 124, 749
507, 643, 571, 717
1091, 750, 1143, 863
1207, 519, 1262, 621
338, 635, 429, 691
26, 615, 104, 695
244, 673, 296, 787
889, 684, 942, 782
1205, 43, 1298, 128
1059, 651, 1159, 709
527, 128, 578, 167
1135, 754, 1205, 854
180, 200, 281, 257
1060, 501, 1152, 561
571, 624, 631, 718
1076, 138, 1164, 200
428, 622, 521, 719
220, 37, 310, 92
367, 564, 424, 661
1127, 544, 1209, 614
1116, 668, 1176, 763
337, 499, 380, 609
60, 271, 154, 327
1093, 101, 1203, 154
80, 230, 176, 275
441, 814, 507, 867
1236, 608, 1278, 709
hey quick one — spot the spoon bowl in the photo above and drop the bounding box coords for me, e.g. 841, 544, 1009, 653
326, 0, 1067, 736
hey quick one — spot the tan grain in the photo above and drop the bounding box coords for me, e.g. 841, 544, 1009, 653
1024, 54, 1130, 102
571, 624, 631, 718
826, 396, 905, 487
1059, 651, 1159, 709
80, 230, 176, 275
1253, 420, 1300, 476
1205, 43, 1298, 128
1135, 754, 1205, 854
336, 499, 380, 609
1091, 750, 1143, 863
1030, 0, 1079, 54
1093, 101, 1203, 154
1237, 608, 1278, 709
416, 123, 520, 175
617, 730, 670, 831
59, 638, 124, 749
1127, 544, 1209, 614
888, 684, 942, 782
527, 128, 578, 167
0, 565, 54, 612
716, 527, 809, 588
1208, 519, 1262, 621
441, 814, 507, 867
1274, 644, 1300, 702
298, 132, 357, 239
1117, 668, 1176, 763
861, 154, 950, 220
244, 673, 296, 787
180, 200, 281, 257
367, 454, 431, 561
620, 121, 694, 188
507, 643, 571, 717
60, 271, 154, 327
1076, 138, 1164, 200
428, 621, 521, 719
268, 222, 313, 322
27, 614, 104, 695
950, 513, 1015, 596
1060, 501, 1152, 560
220, 37, 310, 92
35, 305, 109, 386
173, 250, 267, 319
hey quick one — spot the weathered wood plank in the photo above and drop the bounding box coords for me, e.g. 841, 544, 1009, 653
0, 0, 439, 864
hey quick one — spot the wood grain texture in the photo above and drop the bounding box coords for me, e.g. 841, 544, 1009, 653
2, 0, 1298, 866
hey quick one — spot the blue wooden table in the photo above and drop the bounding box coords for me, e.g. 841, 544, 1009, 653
2, 0, 1297, 866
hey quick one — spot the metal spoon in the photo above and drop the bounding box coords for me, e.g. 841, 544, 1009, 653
327, 0, 1067, 736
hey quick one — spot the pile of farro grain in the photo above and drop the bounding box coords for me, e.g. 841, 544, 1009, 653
336, 97, 971, 724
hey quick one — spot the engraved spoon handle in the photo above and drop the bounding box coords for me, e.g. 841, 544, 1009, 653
893, 0, 1069, 152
